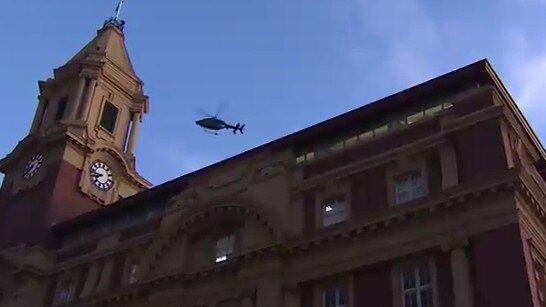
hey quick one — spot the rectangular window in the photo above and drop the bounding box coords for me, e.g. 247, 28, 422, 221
315, 146, 331, 158
424, 104, 443, 117
322, 195, 348, 227
330, 141, 344, 152
54, 97, 68, 121
395, 172, 426, 205
374, 124, 389, 137
358, 130, 374, 142
344, 136, 358, 148
215, 234, 234, 263
323, 285, 348, 307
407, 111, 425, 124
442, 102, 454, 110
54, 279, 74, 304
128, 263, 139, 284
99, 101, 119, 133
401, 264, 434, 307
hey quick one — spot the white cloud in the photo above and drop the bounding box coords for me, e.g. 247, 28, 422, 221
501, 31, 546, 142
511, 55, 546, 109
341, 0, 440, 85
339, 0, 546, 140
502, 32, 546, 111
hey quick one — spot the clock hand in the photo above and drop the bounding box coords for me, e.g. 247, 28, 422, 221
90, 172, 103, 178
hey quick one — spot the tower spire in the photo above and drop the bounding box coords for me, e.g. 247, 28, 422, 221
103, 0, 126, 32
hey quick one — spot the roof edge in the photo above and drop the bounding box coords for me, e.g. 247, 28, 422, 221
52, 59, 491, 232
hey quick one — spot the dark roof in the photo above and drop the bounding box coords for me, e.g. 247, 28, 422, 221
53, 59, 493, 233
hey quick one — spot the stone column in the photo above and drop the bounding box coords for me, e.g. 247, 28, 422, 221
450, 247, 474, 307
29, 98, 47, 134
439, 142, 458, 190
68, 77, 86, 120
283, 287, 301, 307
242, 296, 254, 307
78, 78, 97, 120
126, 112, 141, 154
256, 276, 282, 307
95, 258, 114, 294
80, 263, 99, 298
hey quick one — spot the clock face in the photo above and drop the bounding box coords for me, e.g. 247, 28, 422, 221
90, 160, 114, 191
22, 153, 44, 180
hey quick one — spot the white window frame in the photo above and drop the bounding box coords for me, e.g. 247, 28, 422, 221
215, 234, 235, 263
394, 172, 426, 205
393, 259, 439, 307
322, 285, 348, 307
400, 264, 433, 307
321, 196, 348, 227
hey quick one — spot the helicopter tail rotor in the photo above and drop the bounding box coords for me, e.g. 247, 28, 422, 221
233, 123, 245, 134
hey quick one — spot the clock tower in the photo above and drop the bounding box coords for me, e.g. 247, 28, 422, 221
0, 19, 151, 247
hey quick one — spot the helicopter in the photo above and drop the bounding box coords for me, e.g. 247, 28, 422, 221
195, 109, 245, 135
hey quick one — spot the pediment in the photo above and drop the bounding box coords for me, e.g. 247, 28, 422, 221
63, 24, 139, 81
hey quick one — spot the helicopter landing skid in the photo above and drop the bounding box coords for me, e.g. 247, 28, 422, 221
203, 129, 218, 136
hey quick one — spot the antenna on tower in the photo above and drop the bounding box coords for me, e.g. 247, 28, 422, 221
104, 0, 127, 32
114, 0, 125, 20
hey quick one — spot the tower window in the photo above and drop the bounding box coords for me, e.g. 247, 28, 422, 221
100, 101, 119, 133
54, 97, 68, 121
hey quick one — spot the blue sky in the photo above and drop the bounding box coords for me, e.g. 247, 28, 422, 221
1, 0, 545, 185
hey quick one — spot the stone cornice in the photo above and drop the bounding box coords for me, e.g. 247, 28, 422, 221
292, 105, 504, 192
514, 166, 546, 258
288, 171, 517, 252
516, 197, 546, 259
517, 165, 546, 221
292, 133, 448, 192
54, 233, 155, 271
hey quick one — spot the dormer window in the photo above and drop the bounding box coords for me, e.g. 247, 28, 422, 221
395, 171, 426, 204
321, 195, 348, 227
215, 234, 235, 263
99, 101, 119, 133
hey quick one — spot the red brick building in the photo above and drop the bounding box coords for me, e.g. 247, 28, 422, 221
1, 19, 546, 307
